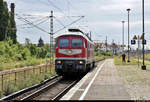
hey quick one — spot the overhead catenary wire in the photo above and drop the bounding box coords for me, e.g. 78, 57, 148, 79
17, 16, 49, 27
38, 0, 52, 8
16, 14, 50, 34
47, 0, 73, 22
54, 16, 84, 34
54, 17, 66, 28
39, 0, 84, 28
15, 13, 85, 36
22, 14, 49, 19
18, 17, 50, 29
47, 0, 66, 16
66, 0, 70, 18
64, 0, 82, 17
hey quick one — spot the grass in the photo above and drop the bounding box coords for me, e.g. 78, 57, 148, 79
145, 54, 150, 59
114, 56, 150, 66
95, 56, 105, 61
95, 55, 114, 61
0, 58, 54, 71
94, 51, 114, 61
0, 66, 56, 98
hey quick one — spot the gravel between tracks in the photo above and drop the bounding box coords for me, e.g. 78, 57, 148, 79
32, 80, 75, 100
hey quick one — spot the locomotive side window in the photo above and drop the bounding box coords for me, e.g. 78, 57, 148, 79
59, 38, 69, 47
83, 41, 86, 48
72, 39, 83, 47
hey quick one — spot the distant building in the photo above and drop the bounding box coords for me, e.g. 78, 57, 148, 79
94, 40, 122, 54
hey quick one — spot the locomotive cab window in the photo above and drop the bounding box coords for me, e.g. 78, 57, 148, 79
59, 38, 69, 47
72, 39, 83, 47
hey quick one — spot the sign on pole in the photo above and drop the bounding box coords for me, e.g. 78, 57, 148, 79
131, 40, 136, 45
133, 35, 137, 40
142, 39, 146, 45
140, 34, 144, 40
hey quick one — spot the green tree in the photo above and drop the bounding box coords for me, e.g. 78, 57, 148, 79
37, 37, 44, 47
0, 1, 17, 42
0, 0, 9, 41
7, 11, 17, 43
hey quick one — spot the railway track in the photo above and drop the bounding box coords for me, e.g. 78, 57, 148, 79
0, 60, 102, 101
0, 75, 61, 101
21, 78, 78, 100
0, 75, 80, 101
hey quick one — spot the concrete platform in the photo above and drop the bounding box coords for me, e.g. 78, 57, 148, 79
61, 59, 130, 100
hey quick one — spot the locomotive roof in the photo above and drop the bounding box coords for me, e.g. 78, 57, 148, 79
57, 31, 94, 45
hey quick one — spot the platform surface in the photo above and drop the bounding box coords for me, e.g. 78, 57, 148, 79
61, 59, 130, 100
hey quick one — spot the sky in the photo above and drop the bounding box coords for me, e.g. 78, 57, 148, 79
4, 0, 150, 49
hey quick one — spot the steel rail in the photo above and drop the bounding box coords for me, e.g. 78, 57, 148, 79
52, 80, 77, 100
21, 76, 63, 100
0, 75, 60, 101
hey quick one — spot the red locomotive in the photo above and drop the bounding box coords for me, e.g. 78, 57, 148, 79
55, 28, 95, 75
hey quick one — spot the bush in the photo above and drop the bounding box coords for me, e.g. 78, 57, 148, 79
0, 90, 4, 98
14, 54, 23, 61
0, 64, 4, 71
27, 44, 37, 56
37, 47, 47, 58
0, 40, 52, 70
3, 82, 19, 96
95, 50, 113, 57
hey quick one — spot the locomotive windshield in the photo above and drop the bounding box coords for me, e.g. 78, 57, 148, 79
59, 38, 69, 47
72, 38, 83, 47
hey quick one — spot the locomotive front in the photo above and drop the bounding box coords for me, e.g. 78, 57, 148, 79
55, 34, 87, 75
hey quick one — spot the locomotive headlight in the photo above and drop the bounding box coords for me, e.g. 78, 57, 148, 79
68, 50, 72, 54
57, 61, 61, 64
79, 61, 83, 64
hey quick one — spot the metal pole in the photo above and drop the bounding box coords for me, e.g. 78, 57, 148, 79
141, 0, 146, 70
127, 8, 131, 62
122, 21, 125, 52
50, 11, 53, 66
138, 35, 140, 67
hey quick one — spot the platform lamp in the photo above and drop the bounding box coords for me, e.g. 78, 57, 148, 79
126, 8, 131, 62
141, 0, 146, 70
121, 21, 125, 52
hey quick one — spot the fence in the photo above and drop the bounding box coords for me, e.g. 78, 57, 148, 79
0, 60, 55, 96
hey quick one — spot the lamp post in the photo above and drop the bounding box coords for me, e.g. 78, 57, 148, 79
122, 21, 125, 52
141, 0, 146, 70
127, 8, 131, 62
